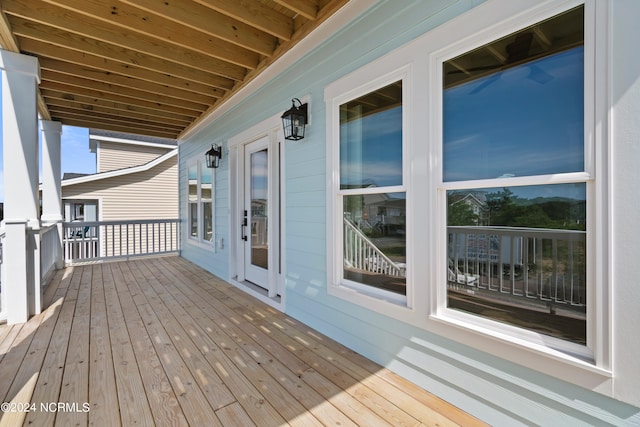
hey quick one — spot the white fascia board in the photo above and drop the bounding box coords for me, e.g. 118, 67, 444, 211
179, 0, 376, 142
61, 149, 177, 187
90, 134, 176, 149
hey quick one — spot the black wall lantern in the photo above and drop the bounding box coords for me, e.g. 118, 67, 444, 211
281, 98, 308, 141
205, 144, 222, 168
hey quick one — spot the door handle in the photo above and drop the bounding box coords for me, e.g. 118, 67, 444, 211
241, 210, 248, 241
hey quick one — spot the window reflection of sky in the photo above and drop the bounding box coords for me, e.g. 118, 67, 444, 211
443, 46, 584, 182
340, 106, 402, 188
251, 149, 268, 200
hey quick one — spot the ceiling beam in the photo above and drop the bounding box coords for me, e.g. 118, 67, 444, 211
0, 7, 51, 119
10, 17, 235, 91
43, 0, 261, 70
274, 0, 318, 21
3, 0, 248, 81
20, 38, 224, 98
43, 97, 192, 127
120, 0, 277, 57
41, 69, 210, 112
52, 116, 180, 138
41, 88, 197, 123
194, 0, 293, 41
39, 57, 219, 106
40, 80, 203, 118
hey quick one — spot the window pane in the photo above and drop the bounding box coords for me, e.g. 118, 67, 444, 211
443, 6, 584, 182
201, 161, 212, 202
343, 192, 406, 295
188, 164, 198, 201
202, 202, 213, 242
340, 81, 403, 189
188, 202, 197, 238
446, 183, 586, 344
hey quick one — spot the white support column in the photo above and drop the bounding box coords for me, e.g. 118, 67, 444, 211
41, 120, 63, 223
1, 50, 41, 325
41, 120, 64, 269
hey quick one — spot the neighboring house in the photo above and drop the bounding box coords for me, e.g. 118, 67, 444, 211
176, 1, 640, 425
61, 130, 178, 223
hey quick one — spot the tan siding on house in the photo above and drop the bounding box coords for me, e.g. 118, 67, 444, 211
63, 159, 178, 221
97, 141, 173, 173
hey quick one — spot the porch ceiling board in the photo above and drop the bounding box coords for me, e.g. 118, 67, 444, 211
0, 257, 488, 426
0, 0, 350, 139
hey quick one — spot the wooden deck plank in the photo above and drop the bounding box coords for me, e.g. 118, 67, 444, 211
152, 257, 361, 427
101, 262, 155, 427
88, 264, 121, 427
167, 257, 458, 427
0, 257, 487, 427
0, 324, 20, 365
142, 258, 326, 427
130, 259, 292, 427
109, 262, 189, 427
164, 258, 398, 426
24, 267, 82, 427
55, 265, 92, 427
127, 261, 236, 412
215, 402, 257, 427
117, 261, 223, 427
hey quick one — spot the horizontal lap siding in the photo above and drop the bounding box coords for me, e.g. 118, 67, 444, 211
98, 141, 173, 173
63, 160, 178, 221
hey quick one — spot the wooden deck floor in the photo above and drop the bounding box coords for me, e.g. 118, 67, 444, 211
0, 256, 486, 426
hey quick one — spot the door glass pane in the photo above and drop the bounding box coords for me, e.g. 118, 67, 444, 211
446, 183, 586, 344
340, 81, 403, 189
343, 192, 406, 295
251, 149, 268, 269
443, 6, 584, 182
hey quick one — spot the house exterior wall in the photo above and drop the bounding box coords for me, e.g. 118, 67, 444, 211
97, 140, 173, 173
63, 159, 178, 221
179, 0, 640, 424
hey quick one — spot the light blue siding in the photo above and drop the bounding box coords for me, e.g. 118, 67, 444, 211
179, 0, 640, 424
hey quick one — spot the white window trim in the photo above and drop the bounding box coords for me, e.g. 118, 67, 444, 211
326, 64, 425, 324
325, 0, 612, 389
427, 0, 611, 381
186, 156, 215, 249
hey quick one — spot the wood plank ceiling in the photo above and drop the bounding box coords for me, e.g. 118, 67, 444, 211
0, 0, 350, 139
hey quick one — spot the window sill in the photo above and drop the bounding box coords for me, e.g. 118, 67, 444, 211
186, 236, 216, 251
428, 312, 612, 392
327, 281, 424, 325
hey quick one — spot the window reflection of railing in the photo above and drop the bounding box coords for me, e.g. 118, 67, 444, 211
448, 226, 587, 314
63, 219, 180, 265
344, 217, 405, 277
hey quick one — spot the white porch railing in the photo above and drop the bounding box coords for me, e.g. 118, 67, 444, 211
40, 222, 61, 285
344, 217, 405, 277
63, 219, 180, 265
448, 226, 587, 313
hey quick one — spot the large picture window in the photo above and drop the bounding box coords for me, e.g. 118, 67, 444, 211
441, 6, 589, 348
187, 159, 214, 246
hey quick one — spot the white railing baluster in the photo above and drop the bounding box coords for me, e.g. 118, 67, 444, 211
62, 219, 180, 265
343, 217, 405, 277
448, 226, 586, 313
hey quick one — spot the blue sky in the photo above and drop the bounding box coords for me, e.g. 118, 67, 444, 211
443, 46, 585, 183
0, 75, 96, 202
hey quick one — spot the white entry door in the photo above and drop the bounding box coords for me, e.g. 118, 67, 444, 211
243, 136, 271, 289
